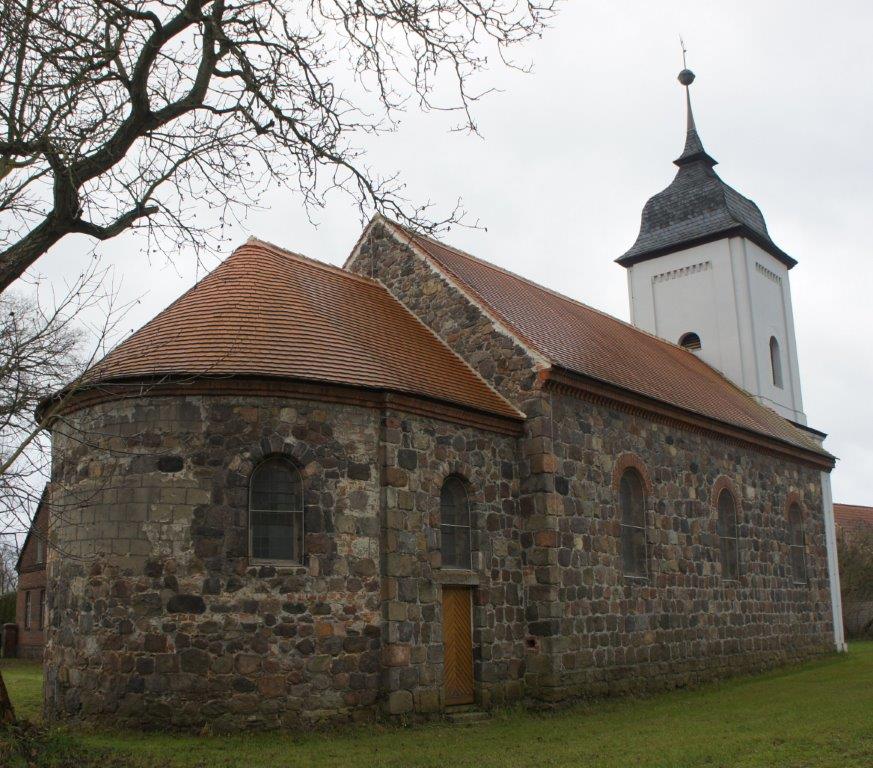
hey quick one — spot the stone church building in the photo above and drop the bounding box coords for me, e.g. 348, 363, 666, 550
42, 71, 844, 729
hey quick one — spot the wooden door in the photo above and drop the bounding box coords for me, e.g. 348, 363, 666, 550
442, 585, 474, 706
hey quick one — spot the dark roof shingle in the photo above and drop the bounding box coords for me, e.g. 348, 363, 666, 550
617, 106, 795, 269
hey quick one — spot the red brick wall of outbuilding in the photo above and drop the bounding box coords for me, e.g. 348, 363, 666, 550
14, 501, 48, 659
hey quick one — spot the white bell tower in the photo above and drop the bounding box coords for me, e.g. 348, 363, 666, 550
618, 67, 806, 425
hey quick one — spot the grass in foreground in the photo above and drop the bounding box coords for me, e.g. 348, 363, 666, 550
2, 643, 873, 768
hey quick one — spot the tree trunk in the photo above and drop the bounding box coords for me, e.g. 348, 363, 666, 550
0, 216, 69, 293
0, 670, 15, 724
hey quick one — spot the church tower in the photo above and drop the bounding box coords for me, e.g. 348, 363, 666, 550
618, 68, 806, 426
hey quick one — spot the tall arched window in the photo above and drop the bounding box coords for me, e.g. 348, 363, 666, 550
619, 469, 647, 577
769, 336, 783, 388
788, 503, 807, 584
717, 489, 740, 580
440, 476, 471, 569
250, 457, 303, 563
679, 332, 702, 351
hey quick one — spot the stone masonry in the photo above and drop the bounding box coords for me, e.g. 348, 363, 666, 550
45, 394, 521, 729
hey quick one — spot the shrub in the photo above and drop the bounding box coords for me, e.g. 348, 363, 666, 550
0, 593, 15, 625
838, 532, 873, 639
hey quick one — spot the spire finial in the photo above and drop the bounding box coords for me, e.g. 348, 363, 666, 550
673, 38, 716, 168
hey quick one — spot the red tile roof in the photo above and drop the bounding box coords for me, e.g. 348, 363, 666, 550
834, 504, 873, 536
381, 220, 829, 459
88, 239, 521, 421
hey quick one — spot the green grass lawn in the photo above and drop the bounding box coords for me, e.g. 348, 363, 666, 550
0, 659, 43, 721
2, 644, 873, 768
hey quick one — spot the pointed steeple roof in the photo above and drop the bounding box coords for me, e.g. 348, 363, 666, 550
618, 68, 796, 269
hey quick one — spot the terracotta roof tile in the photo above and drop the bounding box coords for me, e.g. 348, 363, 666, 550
384, 221, 829, 458
90, 239, 521, 421
834, 504, 873, 535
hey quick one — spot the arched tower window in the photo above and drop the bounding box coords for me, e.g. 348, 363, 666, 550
249, 457, 303, 563
769, 336, 783, 388
788, 503, 807, 584
679, 332, 702, 351
716, 489, 740, 580
440, 476, 471, 569
619, 469, 647, 577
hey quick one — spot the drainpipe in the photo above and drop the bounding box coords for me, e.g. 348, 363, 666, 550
820, 471, 847, 651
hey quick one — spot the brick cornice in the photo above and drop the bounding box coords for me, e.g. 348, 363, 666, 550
542, 368, 834, 471
44, 375, 525, 437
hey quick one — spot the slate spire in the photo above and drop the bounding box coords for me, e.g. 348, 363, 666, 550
674, 68, 717, 168
617, 66, 796, 270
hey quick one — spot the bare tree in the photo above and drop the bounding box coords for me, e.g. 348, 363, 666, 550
0, 261, 127, 540
0, 0, 555, 291
0, 540, 16, 594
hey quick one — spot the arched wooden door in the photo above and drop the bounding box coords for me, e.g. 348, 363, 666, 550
442, 585, 474, 706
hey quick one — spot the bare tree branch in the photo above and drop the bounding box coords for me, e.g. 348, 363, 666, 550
0, 0, 556, 291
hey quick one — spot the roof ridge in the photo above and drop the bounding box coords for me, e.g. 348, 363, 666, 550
244, 236, 381, 288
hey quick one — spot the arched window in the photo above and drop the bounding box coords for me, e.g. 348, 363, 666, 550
249, 457, 303, 563
440, 476, 471, 569
788, 503, 807, 584
619, 469, 647, 577
679, 332, 702, 351
769, 336, 783, 388
717, 489, 740, 580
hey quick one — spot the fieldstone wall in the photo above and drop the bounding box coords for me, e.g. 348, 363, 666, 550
522, 386, 835, 701
45, 392, 524, 729
46, 395, 385, 730
378, 408, 523, 714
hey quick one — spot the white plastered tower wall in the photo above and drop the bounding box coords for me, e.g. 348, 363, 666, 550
627, 235, 806, 424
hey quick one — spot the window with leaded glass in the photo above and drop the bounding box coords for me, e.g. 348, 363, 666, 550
619, 469, 647, 577
717, 489, 740, 580
249, 457, 303, 564
440, 476, 471, 569
788, 503, 807, 584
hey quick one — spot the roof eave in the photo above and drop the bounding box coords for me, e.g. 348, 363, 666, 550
616, 224, 797, 270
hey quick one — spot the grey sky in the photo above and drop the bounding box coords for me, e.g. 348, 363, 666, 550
26, 1, 873, 504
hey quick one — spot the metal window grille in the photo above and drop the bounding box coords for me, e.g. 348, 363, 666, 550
249, 458, 304, 564
619, 470, 648, 578
717, 490, 740, 580
788, 504, 807, 583
440, 477, 471, 569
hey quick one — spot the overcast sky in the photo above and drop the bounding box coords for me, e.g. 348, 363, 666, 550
25, 1, 873, 505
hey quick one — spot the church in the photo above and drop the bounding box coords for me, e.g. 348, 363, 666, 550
42, 69, 844, 730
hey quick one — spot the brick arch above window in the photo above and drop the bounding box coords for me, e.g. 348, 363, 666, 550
611, 452, 653, 496
784, 490, 804, 518
229, 436, 319, 492
710, 475, 742, 513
